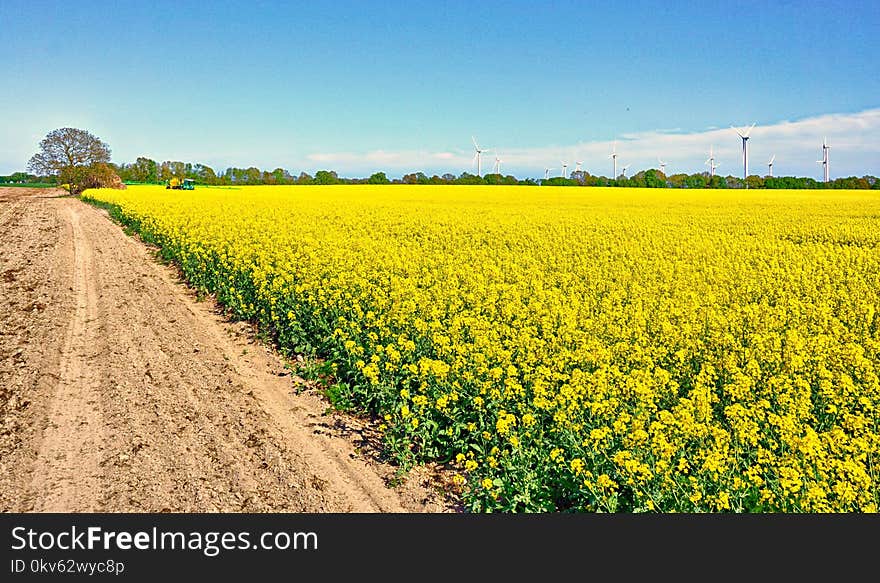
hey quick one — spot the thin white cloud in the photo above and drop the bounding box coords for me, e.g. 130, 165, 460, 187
304, 109, 880, 180
4, 109, 878, 181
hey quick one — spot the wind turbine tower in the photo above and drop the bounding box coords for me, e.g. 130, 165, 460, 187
658, 158, 667, 175
493, 151, 502, 175
609, 141, 618, 179
731, 123, 756, 183
575, 161, 582, 173
767, 155, 775, 177
561, 162, 568, 178
705, 146, 719, 178
544, 168, 553, 180
472, 136, 488, 177
621, 164, 631, 178
818, 138, 830, 183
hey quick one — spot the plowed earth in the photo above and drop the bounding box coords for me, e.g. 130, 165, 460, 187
0, 188, 456, 513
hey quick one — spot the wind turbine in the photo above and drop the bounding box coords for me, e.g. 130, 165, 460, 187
609, 141, 618, 179
472, 136, 488, 177
705, 145, 719, 177
561, 161, 568, 178
731, 123, 756, 183
493, 151, 502, 175
817, 138, 830, 183
658, 158, 667, 174
575, 161, 582, 173
767, 154, 775, 177
620, 164, 631, 178
544, 167, 553, 180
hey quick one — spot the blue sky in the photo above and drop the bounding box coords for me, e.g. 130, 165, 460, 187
1, 0, 878, 179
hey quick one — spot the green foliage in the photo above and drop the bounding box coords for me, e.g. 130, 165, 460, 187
26, 127, 113, 194
57, 146, 880, 190
368, 172, 390, 184
314, 170, 340, 185
540, 177, 579, 186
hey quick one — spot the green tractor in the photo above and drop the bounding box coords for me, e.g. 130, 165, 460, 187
166, 177, 195, 190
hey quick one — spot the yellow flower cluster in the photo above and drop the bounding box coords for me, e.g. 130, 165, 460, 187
84, 185, 880, 512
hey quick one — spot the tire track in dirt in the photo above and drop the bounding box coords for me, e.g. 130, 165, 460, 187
1, 189, 71, 512
0, 200, 23, 228
0, 203, 20, 225
28, 205, 105, 511
2, 188, 455, 513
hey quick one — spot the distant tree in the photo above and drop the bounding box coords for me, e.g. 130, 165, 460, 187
707, 175, 727, 189
456, 172, 484, 185
368, 171, 390, 184
571, 170, 591, 185
128, 157, 158, 183
314, 170, 339, 184
482, 173, 519, 185
192, 163, 217, 184
725, 175, 744, 189
242, 167, 260, 184
628, 171, 648, 188
745, 175, 764, 189
667, 173, 688, 188
271, 167, 291, 185
26, 127, 113, 195
541, 177, 579, 186
0, 172, 39, 184
642, 169, 666, 188
162, 161, 186, 180
159, 162, 173, 182
684, 173, 707, 189
402, 172, 429, 184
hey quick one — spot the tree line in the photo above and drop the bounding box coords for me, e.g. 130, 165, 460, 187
8, 126, 878, 191
8, 158, 878, 191
545, 169, 880, 190
7, 165, 878, 190
104, 159, 542, 186
23, 157, 870, 190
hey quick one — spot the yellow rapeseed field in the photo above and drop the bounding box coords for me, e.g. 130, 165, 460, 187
84, 184, 880, 512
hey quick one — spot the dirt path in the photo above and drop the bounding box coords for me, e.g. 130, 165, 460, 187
0, 188, 455, 513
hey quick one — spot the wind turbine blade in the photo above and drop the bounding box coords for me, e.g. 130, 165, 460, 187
731, 125, 744, 138
743, 122, 756, 138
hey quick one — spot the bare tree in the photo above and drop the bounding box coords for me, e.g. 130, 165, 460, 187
27, 127, 112, 195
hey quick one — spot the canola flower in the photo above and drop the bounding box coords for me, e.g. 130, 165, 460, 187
83, 185, 880, 512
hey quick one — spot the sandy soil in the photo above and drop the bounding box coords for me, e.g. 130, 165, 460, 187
0, 188, 458, 513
